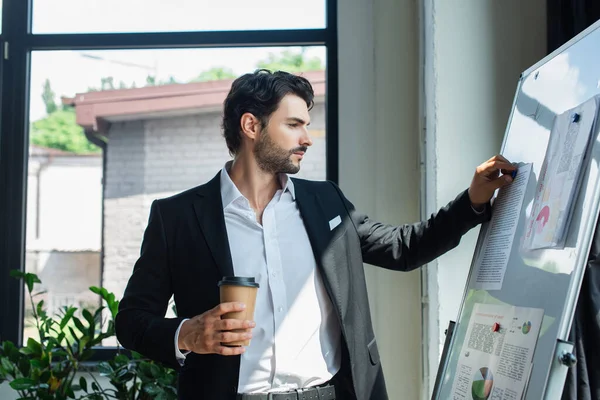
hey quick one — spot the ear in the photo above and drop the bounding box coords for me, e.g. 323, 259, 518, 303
240, 113, 261, 141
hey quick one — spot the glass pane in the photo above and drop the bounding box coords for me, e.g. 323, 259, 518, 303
24, 47, 327, 345
32, 0, 326, 34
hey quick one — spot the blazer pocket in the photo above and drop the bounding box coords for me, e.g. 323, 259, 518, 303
367, 337, 380, 365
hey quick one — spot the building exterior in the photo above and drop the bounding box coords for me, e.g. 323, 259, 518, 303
66, 71, 326, 302
25, 145, 102, 331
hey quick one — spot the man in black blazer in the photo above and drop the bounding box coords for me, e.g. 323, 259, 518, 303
115, 69, 516, 400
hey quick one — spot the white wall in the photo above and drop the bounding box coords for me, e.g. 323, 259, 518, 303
423, 0, 547, 396
339, 0, 547, 399
27, 155, 103, 251
338, 0, 422, 399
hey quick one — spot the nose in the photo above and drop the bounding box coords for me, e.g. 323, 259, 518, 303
300, 130, 313, 147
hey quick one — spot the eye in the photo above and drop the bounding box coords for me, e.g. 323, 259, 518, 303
287, 123, 299, 128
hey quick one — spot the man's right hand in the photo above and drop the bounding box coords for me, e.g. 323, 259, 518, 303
177, 302, 255, 356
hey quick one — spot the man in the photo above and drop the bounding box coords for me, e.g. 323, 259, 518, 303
115, 69, 515, 400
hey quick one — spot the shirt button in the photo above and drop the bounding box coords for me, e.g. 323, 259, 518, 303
278, 307, 283, 312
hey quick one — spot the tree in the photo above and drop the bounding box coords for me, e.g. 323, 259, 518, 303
256, 48, 324, 73
30, 108, 100, 154
192, 67, 237, 82
41, 79, 57, 115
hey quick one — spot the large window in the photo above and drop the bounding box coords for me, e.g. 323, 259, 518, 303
0, 0, 337, 358
24, 47, 327, 345
32, 0, 326, 34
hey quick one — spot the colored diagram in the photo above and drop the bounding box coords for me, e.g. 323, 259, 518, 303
522, 321, 532, 334
535, 205, 550, 233
472, 367, 494, 400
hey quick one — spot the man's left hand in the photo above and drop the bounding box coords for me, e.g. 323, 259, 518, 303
468, 155, 517, 209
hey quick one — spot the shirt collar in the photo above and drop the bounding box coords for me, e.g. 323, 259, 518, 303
220, 161, 296, 209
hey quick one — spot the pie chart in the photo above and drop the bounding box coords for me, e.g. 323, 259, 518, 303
472, 367, 494, 400
535, 205, 550, 233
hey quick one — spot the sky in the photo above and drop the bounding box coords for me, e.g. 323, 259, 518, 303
27, 0, 326, 120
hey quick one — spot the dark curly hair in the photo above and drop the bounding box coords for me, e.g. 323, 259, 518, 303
222, 69, 314, 156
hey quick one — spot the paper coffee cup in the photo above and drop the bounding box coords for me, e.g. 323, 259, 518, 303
218, 276, 259, 346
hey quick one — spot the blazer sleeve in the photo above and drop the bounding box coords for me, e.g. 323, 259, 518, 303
115, 200, 184, 369
329, 181, 491, 271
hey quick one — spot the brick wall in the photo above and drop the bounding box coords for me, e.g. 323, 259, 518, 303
103, 103, 326, 301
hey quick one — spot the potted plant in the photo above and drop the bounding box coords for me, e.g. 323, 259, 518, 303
0, 271, 177, 399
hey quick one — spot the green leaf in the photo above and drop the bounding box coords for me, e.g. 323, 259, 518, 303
79, 376, 88, 392
114, 354, 129, 365
24, 273, 42, 293
93, 306, 105, 322
68, 326, 79, 342
60, 307, 77, 329
1, 358, 14, 374
36, 300, 45, 316
155, 391, 168, 400
9, 270, 25, 279
97, 362, 113, 376
39, 370, 51, 383
32, 383, 49, 390
150, 363, 161, 378
82, 309, 94, 326
19, 347, 34, 356
17, 358, 30, 376
89, 286, 102, 296
91, 381, 100, 391
26, 337, 43, 357
143, 383, 161, 395
9, 377, 35, 390
73, 317, 86, 335
80, 349, 94, 361
79, 336, 89, 351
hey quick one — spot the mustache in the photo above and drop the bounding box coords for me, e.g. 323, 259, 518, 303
289, 146, 308, 154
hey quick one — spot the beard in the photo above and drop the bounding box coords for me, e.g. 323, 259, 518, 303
254, 129, 307, 175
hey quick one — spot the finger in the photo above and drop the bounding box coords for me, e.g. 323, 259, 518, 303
492, 154, 511, 164
215, 345, 246, 356
217, 318, 256, 331
500, 168, 518, 178
215, 330, 252, 343
487, 174, 513, 190
212, 302, 247, 316
481, 160, 516, 175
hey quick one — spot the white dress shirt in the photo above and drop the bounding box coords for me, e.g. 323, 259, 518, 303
175, 162, 342, 394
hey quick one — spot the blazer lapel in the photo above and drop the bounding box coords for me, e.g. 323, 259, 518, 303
193, 173, 234, 278
293, 180, 345, 319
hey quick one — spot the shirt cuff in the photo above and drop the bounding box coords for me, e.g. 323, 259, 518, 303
175, 318, 191, 365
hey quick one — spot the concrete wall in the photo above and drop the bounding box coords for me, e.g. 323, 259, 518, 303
423, 0, 547, 396
103, 103, 326, 300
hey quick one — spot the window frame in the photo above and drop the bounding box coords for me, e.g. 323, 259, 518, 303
0, 0, 338, 361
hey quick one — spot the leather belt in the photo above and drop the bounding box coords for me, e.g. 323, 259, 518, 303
236, 384, 336, 400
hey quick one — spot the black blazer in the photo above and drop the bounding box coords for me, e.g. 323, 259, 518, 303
115, 172, 490, 400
